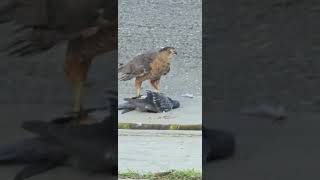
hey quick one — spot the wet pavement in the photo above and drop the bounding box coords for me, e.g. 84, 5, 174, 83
119, 130, 202, 173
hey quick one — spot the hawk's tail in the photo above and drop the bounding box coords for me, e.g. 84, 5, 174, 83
118, 73, 134, 81
0, 0, 18, 23
118, 64, 135, 81
0, 0, 63, 56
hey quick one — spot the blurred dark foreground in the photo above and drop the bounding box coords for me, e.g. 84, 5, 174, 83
204, 0, 320, 179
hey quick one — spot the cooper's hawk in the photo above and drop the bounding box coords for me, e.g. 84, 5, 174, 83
118, 47, 177, 98
0, 0, 117, 123
118, 90, 180, 114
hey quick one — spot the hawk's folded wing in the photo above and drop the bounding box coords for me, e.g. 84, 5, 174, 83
0, 0, 117, 56
118, 50, 158, 81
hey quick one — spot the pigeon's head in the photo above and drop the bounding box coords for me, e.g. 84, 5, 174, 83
168, 97, 180, 109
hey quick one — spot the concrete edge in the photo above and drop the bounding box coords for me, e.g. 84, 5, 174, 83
118, 123, 202, 130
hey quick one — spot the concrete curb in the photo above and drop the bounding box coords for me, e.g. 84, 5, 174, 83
118, 123, 202, 130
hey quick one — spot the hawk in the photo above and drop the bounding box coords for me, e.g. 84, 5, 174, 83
118, 90, 180, 114
118, 47, 177, 98
0, 94, 118, 179
0, 0, 117, 123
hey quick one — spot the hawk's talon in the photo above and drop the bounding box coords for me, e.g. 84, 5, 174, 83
131, 95, 142, 99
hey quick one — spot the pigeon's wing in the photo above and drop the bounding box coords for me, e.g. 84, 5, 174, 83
21, 120, 55, 138
145, 91, 174, 112
0, 138, 47, 163
0, 137, 65, 180
47, 122, 117, 172
118, 51, 157, 81
118, 101, 135, 110
118, 101, 135, 114
123, 96, 158, 112
22, 120, 103, 143
23, 119, 116, 165
14, 161, 61, 180
121, 108, 134, 114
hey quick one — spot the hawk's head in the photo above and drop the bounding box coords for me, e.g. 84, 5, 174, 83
160, 47, 177, 55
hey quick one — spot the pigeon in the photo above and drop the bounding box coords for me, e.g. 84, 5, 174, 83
0, 94, 118, 180
118, 91, 180, 114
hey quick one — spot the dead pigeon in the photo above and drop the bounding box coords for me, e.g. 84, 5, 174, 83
118, 90, 180, 114
0, 95, 118, 180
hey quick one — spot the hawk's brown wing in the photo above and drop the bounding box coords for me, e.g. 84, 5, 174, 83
118, 50, 158, 81
163, 66, 170, 75
0, 0, 117, 56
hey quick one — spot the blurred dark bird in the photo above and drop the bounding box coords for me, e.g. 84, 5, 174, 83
241, 104, 287, 126
0, 0, 117, 123
0, 93, 118, 180
203, 127, 235, 163
118, 47, 177, 98
118, 90, 180, 114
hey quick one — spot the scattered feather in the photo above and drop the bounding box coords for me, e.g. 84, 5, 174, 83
181, 93, 194, 99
